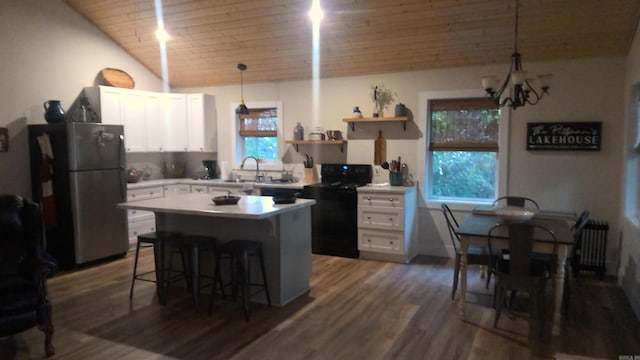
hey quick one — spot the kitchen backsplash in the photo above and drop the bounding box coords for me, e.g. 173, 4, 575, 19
127, 152, 391, 184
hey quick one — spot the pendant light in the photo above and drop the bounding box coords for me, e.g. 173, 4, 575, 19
236, 63, 249, 115
481, 0, 551, 109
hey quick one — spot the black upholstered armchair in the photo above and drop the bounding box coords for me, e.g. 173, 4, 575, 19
0, 195, 56, 357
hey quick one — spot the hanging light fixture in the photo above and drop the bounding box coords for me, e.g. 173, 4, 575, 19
236, 63, 249, 115
481, 0, 551, 109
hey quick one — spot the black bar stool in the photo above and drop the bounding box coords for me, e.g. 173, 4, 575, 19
129, 231, 187, 304
211, 239, 271, 321
175, 235, 221, 311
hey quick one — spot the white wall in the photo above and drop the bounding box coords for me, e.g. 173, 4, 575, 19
620, 21, 640, 319
183, 57, 626, 271
0, 0, 162, 197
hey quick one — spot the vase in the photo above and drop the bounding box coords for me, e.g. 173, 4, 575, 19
43, 100, 66, 123
375, 103, 384, 117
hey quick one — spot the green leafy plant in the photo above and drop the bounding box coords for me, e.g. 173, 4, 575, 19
370, 84, 396, 117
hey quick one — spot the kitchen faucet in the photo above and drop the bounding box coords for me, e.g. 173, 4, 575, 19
240, 156, 264, 182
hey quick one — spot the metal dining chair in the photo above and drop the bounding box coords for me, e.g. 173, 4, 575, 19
441, 203, 494, 300
488, 222, 558, 335
492, 196, 539, 209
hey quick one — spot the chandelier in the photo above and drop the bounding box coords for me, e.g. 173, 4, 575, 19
481, 0, 551, 109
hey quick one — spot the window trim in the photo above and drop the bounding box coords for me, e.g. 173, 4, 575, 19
229, 100, 284, 171
417, 90, 510, 210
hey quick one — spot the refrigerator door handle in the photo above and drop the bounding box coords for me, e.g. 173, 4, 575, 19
119, 134, 126, 199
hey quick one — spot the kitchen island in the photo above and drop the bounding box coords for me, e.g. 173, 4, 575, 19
118, 193, 315, 306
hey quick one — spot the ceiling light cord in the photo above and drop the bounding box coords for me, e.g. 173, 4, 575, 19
236, 63, 249, 114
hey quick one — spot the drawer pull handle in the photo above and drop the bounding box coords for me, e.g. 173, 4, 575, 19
389, 198, 394, 202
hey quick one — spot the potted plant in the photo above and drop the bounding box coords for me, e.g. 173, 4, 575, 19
371, 84, 396, 117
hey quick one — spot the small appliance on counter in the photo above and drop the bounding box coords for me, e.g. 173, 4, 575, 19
201, 160, 217, 179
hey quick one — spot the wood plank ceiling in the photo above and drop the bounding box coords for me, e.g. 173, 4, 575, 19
64, 0, 640, 88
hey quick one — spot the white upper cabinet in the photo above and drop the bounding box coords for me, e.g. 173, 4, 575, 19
98, 86, 124, 125
88, 86, 216, 153
121, 90, 146, 152
144, 92, 165, 152
162, 93, 188, 151
187, 94, 217, 152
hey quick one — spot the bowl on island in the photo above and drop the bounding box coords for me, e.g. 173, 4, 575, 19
212, 195, 240, 205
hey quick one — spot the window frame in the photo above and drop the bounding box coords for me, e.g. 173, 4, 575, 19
417, 90, 510, 211
229, 100, 284, 171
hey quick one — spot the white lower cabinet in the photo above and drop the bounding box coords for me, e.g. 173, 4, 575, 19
163, 183, 190, 196
358, 229, 403, 253
191, 185, 209, 194
357, 186, 417, 263
126, 186, 164, 248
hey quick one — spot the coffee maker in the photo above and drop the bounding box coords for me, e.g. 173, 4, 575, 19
202, 160, 217, 179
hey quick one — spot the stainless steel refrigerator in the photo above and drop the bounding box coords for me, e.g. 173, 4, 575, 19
28, 123, 128, 266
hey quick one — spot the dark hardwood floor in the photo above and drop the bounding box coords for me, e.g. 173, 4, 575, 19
2, 249, 639, 359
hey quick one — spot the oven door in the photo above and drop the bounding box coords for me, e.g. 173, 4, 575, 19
302, 185, 359, 258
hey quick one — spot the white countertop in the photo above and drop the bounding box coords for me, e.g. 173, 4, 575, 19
127, 178, 307, 190
118, 193, 315, 219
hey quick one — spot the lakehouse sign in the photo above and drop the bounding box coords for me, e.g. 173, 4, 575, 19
526, 122, 602, 151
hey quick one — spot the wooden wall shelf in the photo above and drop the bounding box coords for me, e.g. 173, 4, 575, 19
342, 116, 409, 131
285, 140, 346, 152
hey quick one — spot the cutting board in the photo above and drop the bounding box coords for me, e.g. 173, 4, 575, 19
374, 130, 386, 165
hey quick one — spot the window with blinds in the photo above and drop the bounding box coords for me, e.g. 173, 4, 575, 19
427, 97, 501, 201
429, 98, 499, 152
238, 107, 279, 161
239, 108, 278, 137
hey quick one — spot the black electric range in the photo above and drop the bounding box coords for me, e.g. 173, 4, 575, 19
301, 164, 372, 258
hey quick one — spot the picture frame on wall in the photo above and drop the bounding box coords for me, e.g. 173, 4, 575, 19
526, 122, 602, 151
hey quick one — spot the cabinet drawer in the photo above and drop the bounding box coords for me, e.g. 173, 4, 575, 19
163, 184, 190, 197
358, 207, 404, 230
358, 229, 403, 254
191, 185, 209, 194
128, 218, 156, 242
127, 209, 154, 222
358, 193, 404, 208
127, 186, 163, 201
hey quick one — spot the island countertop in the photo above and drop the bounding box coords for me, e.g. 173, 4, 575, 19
118, 193, 315, 220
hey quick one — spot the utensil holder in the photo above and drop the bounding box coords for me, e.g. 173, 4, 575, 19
389, 172, 403, 186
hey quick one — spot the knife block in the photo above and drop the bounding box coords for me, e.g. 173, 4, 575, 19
304, 167, 318, 184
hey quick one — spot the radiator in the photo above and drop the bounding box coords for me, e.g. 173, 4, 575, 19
573, 219, 608, 279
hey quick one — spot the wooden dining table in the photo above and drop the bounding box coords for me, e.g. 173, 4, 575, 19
455, 206, 576, 335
